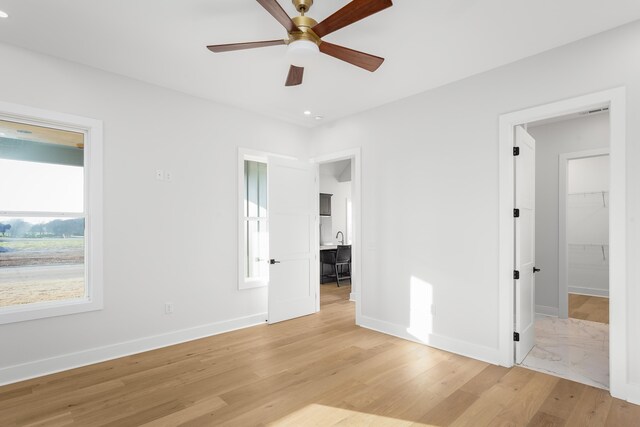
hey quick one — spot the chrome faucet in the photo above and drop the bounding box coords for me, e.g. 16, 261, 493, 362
336, 231, 345, 245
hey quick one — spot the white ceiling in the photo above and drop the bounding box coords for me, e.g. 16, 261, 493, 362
320, 159, 351, 181
0, 1, 639, 127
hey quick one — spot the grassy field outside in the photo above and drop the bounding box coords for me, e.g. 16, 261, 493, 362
0, 237, 83, 251
0, 237, 84, 267
0, 237, 85, 307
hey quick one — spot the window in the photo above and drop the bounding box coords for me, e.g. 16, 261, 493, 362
238, 151, 269, 289
0, 103, 103, 324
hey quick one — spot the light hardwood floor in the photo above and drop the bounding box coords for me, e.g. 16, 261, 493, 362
569, 293, 609, 324
1, 284, 637, 426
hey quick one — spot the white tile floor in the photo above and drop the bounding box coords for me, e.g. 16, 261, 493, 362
520, 315, 609, 389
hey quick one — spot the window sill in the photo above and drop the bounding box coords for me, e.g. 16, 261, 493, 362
0, 297, 103, 325
239, 279, 268, 290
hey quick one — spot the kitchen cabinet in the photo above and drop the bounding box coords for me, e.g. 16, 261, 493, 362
320, 193, 332, 216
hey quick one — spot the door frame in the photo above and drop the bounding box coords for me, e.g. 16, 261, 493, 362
498, 88, 627, 399
311, 148, 362, 323
558, 148, 610, 319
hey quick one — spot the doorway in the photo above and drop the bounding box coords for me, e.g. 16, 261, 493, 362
497, 88, 628, 400
558, 150, 610, 319
516, 113, 610, 389
239, 147, 361, 326
318, 158, 353, 306
312, 148, 362, 321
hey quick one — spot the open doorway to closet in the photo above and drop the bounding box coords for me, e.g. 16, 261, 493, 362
499, 88, 627, 399
518, 109, 610, 389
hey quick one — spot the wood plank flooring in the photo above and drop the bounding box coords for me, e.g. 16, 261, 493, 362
0, 285, 636, 426
569, 293, 609, 324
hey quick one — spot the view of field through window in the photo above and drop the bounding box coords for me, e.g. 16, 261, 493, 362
0, 217, 85, 307
0, 119, 86, 308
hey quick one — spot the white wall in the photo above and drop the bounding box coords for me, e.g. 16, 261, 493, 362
569, 155, 609, 193
319, 167, 352, 245
309, 20, 640, 396
567, 156, 609, 297
527, 114, 609, 312
0, 42, 308, 383
3, 20, 640, 401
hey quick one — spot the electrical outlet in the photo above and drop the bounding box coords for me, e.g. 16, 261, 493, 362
156, 169, 164, 181
165, 171, 172, 182
164, 303, 174, 314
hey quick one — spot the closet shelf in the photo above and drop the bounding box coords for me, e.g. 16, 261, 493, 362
568, 243, 608, 261
568, 190, 609, 196
568, 190, 608, 207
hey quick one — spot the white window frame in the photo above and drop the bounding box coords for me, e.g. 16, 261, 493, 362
0, 101, 103, 324
238, 148, 269, 290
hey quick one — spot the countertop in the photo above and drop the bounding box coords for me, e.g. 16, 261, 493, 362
320, 244, 350, 250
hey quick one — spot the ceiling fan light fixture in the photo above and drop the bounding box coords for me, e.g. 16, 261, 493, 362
286, 40, 319, 68
206, 0, 393, 86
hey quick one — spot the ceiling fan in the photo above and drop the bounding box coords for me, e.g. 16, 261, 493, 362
206, 0, 393, 86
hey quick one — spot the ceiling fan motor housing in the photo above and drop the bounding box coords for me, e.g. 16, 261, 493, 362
292, 0, 313, 13
290, 15, 320, 45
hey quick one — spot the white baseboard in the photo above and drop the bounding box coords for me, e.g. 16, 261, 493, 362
359, 315, 501, 366
349, 292, 357, 302
627, 382, 640, 405
0, 312, 267, 386
568, 287, 609, 297
535, 305, 559, 317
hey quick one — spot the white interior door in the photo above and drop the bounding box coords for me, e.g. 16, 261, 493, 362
268, 157, 316, 324
515, 125, 536, 363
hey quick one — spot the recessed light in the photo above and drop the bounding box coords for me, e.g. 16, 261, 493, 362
314, 116, 324, 121
303, 110, 312, 116
0, 10, 8, 18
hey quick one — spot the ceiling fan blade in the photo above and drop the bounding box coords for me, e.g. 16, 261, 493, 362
285, 65, 304, 86
207, 39, 285, 53
320, 42, 384, 72
256, 0, 299, 33
312, 0, 393, 38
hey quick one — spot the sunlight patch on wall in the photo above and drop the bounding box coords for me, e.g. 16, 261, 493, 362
407, 276, 434, 343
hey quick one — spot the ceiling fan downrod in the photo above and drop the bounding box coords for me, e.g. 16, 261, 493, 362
292, 0, 313, 14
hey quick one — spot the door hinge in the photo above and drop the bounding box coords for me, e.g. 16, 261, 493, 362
513, 147, 520, 156
513, 332, 520, 342
513, 208, 520, 218
513, 270, 520, 280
